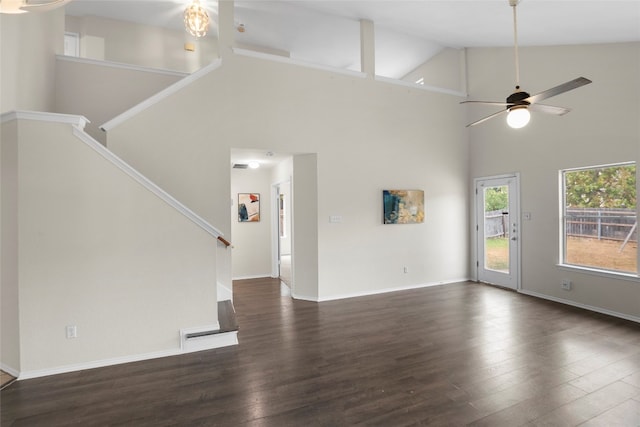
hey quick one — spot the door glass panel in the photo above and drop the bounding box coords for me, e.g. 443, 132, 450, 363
484, 185, 510, 273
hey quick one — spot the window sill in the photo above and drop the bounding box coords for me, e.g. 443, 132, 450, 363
557, 263, 640, 283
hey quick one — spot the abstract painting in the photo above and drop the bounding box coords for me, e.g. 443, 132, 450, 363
238, 193, 260, 222
383, 190, 424, 224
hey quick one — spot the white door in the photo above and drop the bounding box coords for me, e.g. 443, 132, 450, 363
475, 175, 520, 290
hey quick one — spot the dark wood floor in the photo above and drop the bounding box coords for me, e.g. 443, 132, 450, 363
3, 279, 640, 426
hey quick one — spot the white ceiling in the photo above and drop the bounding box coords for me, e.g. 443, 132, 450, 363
63, 0, 639, 167
66, 0, 640, 79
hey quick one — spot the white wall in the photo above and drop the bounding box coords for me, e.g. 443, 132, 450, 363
292, 154, 320, 300
466, 42, 640, 320
231, 166, 273, 278
65, 15, 218, 73
0, 8, 64, 113
2, 117, 218, 376
54, 57, 184, 143
106, 51, 470, 302
402, 47, 466, 93
1, 119, 20, 373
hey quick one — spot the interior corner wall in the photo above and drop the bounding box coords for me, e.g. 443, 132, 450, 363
1, 119, 20, 373
466, 42, 640, 320
106, 52, 470, 302
231, 166, 273, 279
0, 8, 65, 113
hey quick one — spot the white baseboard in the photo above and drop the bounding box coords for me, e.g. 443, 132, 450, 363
1, 362, 20, 378
519, 289, 640, 324
314, 278, 471, 302
232, 274, 273, 281
181, 330, 238, 353
16, 331, 238, 381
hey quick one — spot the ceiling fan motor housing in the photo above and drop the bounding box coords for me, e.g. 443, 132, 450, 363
506, 90, 531, 106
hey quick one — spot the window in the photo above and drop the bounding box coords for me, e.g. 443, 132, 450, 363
561, 162, 637, 275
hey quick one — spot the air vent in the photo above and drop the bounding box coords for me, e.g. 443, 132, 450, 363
233, 163, 248, 169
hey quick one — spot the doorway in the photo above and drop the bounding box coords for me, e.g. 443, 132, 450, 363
273, 180, 292, 287
475, 174, 520, 290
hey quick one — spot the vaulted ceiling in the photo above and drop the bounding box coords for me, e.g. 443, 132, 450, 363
65, 0, 640, 79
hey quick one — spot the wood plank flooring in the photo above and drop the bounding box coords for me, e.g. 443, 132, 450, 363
2, 279, 640, 426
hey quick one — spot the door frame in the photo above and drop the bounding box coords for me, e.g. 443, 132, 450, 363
271, 179, 292, 290
473, 173, 521, 291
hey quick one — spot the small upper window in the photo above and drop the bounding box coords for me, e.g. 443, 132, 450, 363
561, 162, 637, 275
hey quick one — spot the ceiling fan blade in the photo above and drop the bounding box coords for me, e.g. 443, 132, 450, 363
524, 77, 592, 105
460, 101, 511, 107
529, 104, 571, 116
466, 109, 508, 127
20, 0, 72, 12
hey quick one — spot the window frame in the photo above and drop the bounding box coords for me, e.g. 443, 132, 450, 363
559, 161, 638, 279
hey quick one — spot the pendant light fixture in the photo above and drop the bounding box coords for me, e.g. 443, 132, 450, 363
184, 0, 209, 38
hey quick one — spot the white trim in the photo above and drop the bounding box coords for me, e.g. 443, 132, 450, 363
314, 278, 471, 303
232, 274, 273, 281
100, 58, 222, 131
16, 332, 238, 380
519, 289, 640, 324
56, 55, 189, 78
1, 110, 89, 130
72, 126, 225, 240
271, 182, 281, 279
281, 281, 291, 297
233, 47, 367, 79
1, 363, 20, 379
18, 349, 182, 380
472, 173, 521, 291
180, 323, 221, 352
217, 282, 233, 301
557, 264, 640, 283
374, 75, 467, 98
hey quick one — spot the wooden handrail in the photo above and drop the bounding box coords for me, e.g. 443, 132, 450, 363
217, 236, 231, 248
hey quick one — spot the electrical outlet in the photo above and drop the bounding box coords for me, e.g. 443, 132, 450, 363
403, 266, 409, 274
561, 279, 572, 291
66, 325, 77, 339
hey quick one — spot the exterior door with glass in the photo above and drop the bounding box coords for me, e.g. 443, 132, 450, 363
475, 175, 520, 290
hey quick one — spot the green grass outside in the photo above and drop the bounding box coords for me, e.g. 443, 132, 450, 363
485, 237, 509, 271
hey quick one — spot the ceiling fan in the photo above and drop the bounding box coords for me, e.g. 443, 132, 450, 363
462, 0, 592, 128
0, 0, 72, 14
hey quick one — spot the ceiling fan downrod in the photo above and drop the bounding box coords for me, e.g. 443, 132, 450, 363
510, 0, 521, 90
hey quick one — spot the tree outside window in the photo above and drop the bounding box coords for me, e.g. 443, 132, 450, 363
562, 163, 637, 274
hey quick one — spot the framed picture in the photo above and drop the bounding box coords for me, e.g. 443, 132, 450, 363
238, 193, 260, 222
383, 190, 424, 224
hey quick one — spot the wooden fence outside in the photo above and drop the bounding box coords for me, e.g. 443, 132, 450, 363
565, 208, 637, 242
484, 208, 637, 243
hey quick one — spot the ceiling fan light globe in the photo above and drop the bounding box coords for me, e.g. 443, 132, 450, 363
506, 107, 530, 129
